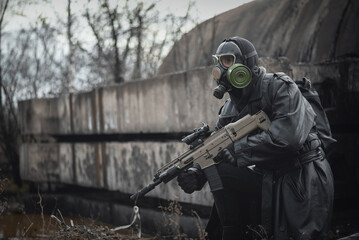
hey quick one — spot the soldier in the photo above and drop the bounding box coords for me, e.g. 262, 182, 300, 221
177, 37, 335, 240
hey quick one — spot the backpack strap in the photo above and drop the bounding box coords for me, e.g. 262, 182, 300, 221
259, 72, 294, 118
295, 77, 312, 90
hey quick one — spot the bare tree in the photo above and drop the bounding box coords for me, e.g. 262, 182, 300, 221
147, 0, 196, 76
0, 0, 66, 185
84, 0, 133, 83
131, 2, 156, 79
83, 0, 197, 82
103, 0, 123, 83
66, 0, 75, 92
0, 0, 9, 108
0, 0, 21, 185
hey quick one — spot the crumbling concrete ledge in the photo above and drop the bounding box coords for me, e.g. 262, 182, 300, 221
20, 141, 213, 206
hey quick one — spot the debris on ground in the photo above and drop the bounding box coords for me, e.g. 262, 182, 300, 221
50, 224, 146, 240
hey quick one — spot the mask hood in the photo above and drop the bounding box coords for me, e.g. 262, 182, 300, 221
212, 37, 259, 99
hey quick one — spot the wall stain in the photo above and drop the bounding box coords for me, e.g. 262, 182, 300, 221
129, 145, 150, 185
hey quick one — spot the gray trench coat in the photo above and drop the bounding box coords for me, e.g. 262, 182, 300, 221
208, 67, 334, 239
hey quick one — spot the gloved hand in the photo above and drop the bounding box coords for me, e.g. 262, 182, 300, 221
177, 166, 206, 194
216, 148, 236, 165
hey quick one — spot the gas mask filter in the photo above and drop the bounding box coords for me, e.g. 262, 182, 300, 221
212, 62, 252, 99
226, 63, 252, 88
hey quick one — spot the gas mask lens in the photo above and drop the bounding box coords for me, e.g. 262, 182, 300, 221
212, 67, 222, 80
212, 55, 219, 65
220, 55, 235, 68
212, 54, 236, 69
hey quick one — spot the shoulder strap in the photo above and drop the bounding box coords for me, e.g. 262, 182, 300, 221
274, 72, 293, 83
260, 73, 274, 113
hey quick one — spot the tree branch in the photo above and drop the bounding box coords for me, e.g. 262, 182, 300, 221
84, 8, 103, 58
103, 0, 122, 83
0, 0, 9, 27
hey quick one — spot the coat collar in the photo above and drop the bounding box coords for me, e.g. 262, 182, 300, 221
248, 66, 266, 103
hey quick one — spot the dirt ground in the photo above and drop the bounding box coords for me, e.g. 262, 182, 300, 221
1, 175, 359, 240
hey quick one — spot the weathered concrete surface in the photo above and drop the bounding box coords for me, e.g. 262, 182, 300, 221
20, 141, 213, 206
97, 87, 117, 133
105, 141, 212, 205
18, 95, 71, 135
115, 68, 223, 133
18, 67, 224, 135
59, 144, 74, 184
75, 143, 104, 188
20, 143, 60, 182
17, 59, 359, 135
101, 67, 225, 133
71, 91, 99, 134
259, 57, 352, 86
158, 0, 359, 75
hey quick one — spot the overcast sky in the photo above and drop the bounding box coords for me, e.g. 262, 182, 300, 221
7, 0, 253, 31
158, 0, 253, 23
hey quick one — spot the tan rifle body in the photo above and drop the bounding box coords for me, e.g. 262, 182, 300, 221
130, 111, 271, 201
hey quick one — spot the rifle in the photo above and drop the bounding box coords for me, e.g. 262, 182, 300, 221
130, 111, 271, 201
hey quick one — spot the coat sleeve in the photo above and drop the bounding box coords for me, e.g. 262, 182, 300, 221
234, 78, 316, 167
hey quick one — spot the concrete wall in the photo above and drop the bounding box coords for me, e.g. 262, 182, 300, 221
18, 58, 358, 135
158, 0, 359, 75
17, 95, 72, 135
20, 142, 213, 206
18, 67, 224, 135
19, 58, 359, 206
19, 66, 224, 206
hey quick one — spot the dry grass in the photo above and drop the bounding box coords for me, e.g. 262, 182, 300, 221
157, 199, 208, 240
51, 224, 145, 240
0, 169, 9, 215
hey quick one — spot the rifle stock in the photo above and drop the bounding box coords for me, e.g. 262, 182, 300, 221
130, 111, 270, 201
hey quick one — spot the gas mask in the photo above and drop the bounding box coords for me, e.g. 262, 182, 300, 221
212, 54, 252, 99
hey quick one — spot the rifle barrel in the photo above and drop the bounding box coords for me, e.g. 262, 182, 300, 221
130, 178, 162, 201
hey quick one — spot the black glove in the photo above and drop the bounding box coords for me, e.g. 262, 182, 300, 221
216, 148, 236, 165
177, 166, 206, 194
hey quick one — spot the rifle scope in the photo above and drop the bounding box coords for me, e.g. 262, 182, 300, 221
181, 123, 210, 145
